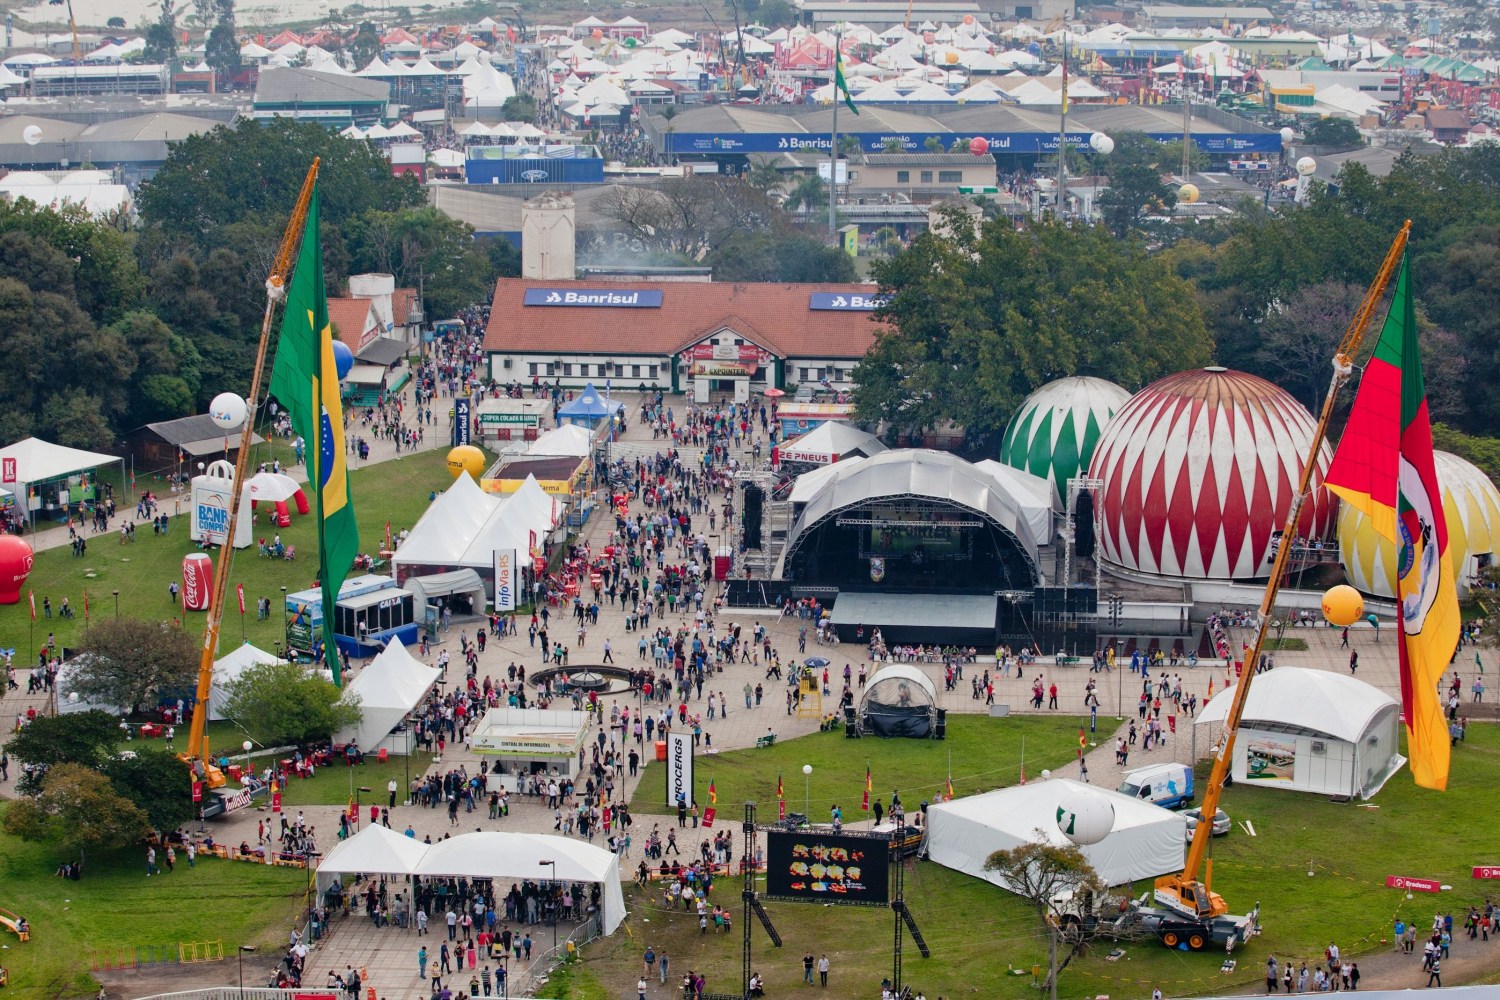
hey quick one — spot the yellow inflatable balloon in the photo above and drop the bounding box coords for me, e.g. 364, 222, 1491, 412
446, 444, 486, 481
1178, 183, 1200, 204
1322, 584, 1365, 627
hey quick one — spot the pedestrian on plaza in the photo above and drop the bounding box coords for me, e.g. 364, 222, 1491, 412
817, 955, 829, 987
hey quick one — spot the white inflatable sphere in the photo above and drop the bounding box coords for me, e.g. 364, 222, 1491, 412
209, 392, 249, 430
1296, 156, 1317, 176
1056, 790, 1116, 846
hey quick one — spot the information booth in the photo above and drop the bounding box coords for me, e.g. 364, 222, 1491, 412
470, 707, 589, 791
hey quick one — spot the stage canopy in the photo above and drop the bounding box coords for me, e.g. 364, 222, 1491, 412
333, 638, 441, 752
858, 664, 938, 738
926, 778, 1186, 890
315, 827, 627, 934
778, 449, 1044, 592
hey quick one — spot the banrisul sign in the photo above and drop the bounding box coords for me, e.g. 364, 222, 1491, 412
523, 288, 663, 308
809, 292, 886, 311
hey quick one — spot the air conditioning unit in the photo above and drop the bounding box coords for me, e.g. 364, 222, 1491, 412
1311, 741, 1326, 755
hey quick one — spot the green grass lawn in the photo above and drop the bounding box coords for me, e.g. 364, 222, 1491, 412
580, 723, 1500, 1000
629, 714, 1093, 819
0, 448, 478, 660
0, 804, 307, 1000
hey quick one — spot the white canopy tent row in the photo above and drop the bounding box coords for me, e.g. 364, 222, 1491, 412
0, 437, 125, 527
316, 825, 628, 934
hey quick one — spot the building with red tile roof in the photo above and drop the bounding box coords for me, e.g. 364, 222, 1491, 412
482, 278, 887, 399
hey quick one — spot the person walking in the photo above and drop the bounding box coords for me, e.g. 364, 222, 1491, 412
1349, 651, 1359, 674
1427, 957, 1441, 988
802, 952, 815, 986
817, 954, 829, 987
418, 946, 429, 980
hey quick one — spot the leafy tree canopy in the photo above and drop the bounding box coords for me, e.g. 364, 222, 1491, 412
4, 710, 121, 793
222, 661, 362, 747
855, 212, 1211, 446
707, 231, 856, 283
102, 748, 196, 831
4, 763, 152, 855
69, 618, 201, 717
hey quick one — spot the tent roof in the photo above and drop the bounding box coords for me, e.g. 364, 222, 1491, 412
393, 473, 503, 567
414, 831, 618, 882
863, 664, 937, 699
0, 437, 117, 483
1195, 666, 1396, 743
527, 423, 594, 457
335, 638, 441, 748
244, 471, 303, 503
557, 382, 614, 418
780, 422, 887, 464
210, 642, 286, 720
320, 822, 431, 875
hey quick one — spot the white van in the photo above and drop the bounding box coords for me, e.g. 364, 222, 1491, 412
1117, 762, 1194, 809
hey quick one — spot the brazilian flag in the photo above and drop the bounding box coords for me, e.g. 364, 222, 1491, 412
835, 46, 859, 116
268, 185, 358, 686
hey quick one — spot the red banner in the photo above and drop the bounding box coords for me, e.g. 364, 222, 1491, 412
1386, 875, 1441, 893
1474, 866, 1500, 880
272, 790, 282, 813
701, 807, 716, 828
778, 799, 786, 820
192, 780, 202, 803
237, 583, 246, 614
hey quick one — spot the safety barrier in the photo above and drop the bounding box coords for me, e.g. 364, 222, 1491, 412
90, 940, 223, 972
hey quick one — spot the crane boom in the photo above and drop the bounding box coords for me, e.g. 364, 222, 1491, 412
184, 159, 322, 781
1153, 220, 1411, 921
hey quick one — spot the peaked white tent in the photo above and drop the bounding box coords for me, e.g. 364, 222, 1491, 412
927, 778, 1186, 890
320, 821, 431, 875
526, 424, 594, 458
392, 473, 503, 569
210, 643, 287, 720
334, 638, 441, 752
779, 423, 887, 466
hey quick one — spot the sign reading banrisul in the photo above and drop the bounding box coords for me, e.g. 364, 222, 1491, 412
809, 292, 886, 311
523, 288, 663, 308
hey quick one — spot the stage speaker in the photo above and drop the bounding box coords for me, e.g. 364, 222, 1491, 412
844, 704, 858, 738
1074, 489, 1096, 558
933, 707, 947, 740
744, 484, 764, 549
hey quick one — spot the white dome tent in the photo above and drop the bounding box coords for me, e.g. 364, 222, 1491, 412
1194, 667, 1403, 799
858, 664, 938, 738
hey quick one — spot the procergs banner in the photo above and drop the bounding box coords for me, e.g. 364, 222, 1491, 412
666, 731, 694, 808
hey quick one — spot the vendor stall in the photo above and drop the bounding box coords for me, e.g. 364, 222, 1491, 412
469, 706, 590, 787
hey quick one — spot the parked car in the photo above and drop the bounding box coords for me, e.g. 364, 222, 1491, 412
1182, 807, 1231, 843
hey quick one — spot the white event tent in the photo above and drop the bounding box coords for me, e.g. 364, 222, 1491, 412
0, 437, 124, 526
926, 778, 1186, 890
209, 642, 286, 720
333, 638, 441, 753
317, 826, 627, 933
778, 422, 887, 466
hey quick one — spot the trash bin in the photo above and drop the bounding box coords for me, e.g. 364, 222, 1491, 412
655, 740, 667, 762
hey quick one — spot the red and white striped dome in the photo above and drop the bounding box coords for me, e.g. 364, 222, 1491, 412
1087, 367, 1337, 580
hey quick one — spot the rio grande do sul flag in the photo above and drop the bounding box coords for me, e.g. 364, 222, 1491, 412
1324, 254, 1459, 790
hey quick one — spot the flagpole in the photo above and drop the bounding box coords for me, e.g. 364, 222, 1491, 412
184, 159, 321, 775
829, 29, 841, 242
1056, 28, 1067, 215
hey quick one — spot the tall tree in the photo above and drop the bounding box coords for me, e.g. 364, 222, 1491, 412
102, 749, 195, 830
70, 618, 200, 716
3, 710, 121, 794
1097, 132, 1176, 237
4, 764, 153, 858
348, 21, 380, 70
222, 661, 362, 746
855, 212, 1211, 445
344, 206, 492, 319
983, 838, 1107, 1000
142, 0, 179, 62
707, 231, 855, 282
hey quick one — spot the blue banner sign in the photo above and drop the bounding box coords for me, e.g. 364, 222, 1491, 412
453, 397, 471, 447
665, 131, 1280, 156
523, 288, 664, 308
809, 292, 886, 311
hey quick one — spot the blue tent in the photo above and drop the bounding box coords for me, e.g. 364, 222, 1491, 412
557, 383, 613, 427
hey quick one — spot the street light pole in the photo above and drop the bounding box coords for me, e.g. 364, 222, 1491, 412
355, 785, 371, 830
802, 763, 812, 819
112, 589, 119, 619
538, 859, 558, 950
238, 944, 256, 1000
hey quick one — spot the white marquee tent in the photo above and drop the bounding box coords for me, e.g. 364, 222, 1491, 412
1195, 667, 1403, 799
210, 643, 286, 720
779, 422, 887, 466
333, 638, 441, 753
0, 437, 124, 523
316, 826, 627, 933
527, 424, 594, 458
926, 778, 1186, 890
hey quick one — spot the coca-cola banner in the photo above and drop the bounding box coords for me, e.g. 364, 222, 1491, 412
182, 552, 213, 611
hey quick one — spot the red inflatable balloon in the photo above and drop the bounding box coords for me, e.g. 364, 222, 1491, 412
0, 535, 34, 605
182, 552, 213, 612
971, 136, 990, 155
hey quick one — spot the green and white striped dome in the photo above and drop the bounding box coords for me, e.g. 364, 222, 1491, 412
999, 376, 1132, 511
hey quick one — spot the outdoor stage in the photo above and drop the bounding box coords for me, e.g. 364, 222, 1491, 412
827, 592, 999, 646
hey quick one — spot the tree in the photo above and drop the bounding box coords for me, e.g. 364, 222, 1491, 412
595, 179, 777, 258
107, 15, 127, 27
1432, 424, 1500, 482
4, 764, 152, 858
782, 174, 827, 215
70, 618, 200, 717
743, 159, 785, 196
40, 388, 115, 450
345, 206, 492, 319
502, 94, 538, 124
1097, 132, 1176, 237
707, 231, 856, 282
142, 0, 179, 62
348, 21, 380, 70
102, 748, 195, 830
3, 710, 121, 794
483, 235, 522, 281
983, 837, 1107, 1000
856, 212, 1211, 446
205, 22, 242, 80
757, 0, 794, 26
1304, 117, 1363, 149
222, 661, 362, 746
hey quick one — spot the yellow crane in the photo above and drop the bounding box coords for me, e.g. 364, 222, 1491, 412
182, 160, 321, 805
1147, 221, 1412, 936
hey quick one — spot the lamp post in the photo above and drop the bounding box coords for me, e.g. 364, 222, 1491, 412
802, 763, 812, 820
538, 859, 558, 950
237, 944, 256, 1000
355, 785, 372, 830
112, 590, 119, 619
280, 586, 289, 653
242, 739, 253, 775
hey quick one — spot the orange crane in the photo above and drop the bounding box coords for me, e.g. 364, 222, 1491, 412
183, 160, 321, 807
1145, 221, 1411, 941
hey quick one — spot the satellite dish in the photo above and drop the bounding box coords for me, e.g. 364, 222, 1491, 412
22, 125, 42, 146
